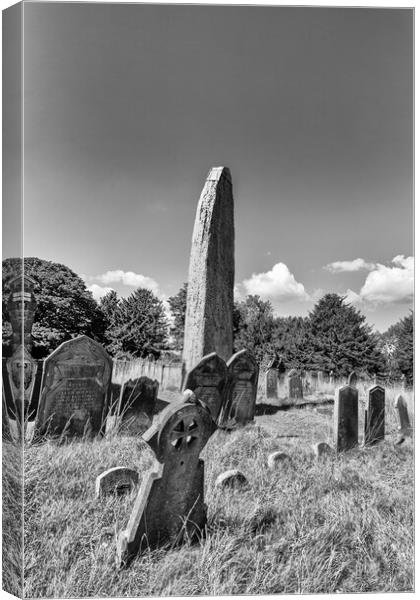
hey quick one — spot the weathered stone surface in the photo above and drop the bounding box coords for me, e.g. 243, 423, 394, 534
95, 467, 139, 498
267, 451, 290, 469
118, 377, 158, 434
394, 394, 412, 442
215, 469, 247, 488
219, 349, 259, 428
183, 352, 227, 421
6, 274, 37, 351
265, 368, 278, 400
288, 369, 303, 399
35, 336, 112, 437
4, 345, 37, 423
364, 385, 385, 446
2, 391, 11, 441
182, 167, 234, 376
333, 385, 359, 451
348, 371, 358, 386
312, 442, 334, 457
117, 400, 217, 566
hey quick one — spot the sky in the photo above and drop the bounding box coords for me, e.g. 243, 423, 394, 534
3, 2, 414, 332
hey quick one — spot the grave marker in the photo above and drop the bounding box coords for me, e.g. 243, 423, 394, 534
35, 336, 112, 437
364, 385, 385, 446
118, 376, 158, 434
265, 367, 278, 400
117, 400, 216, 566
394, 394, 412, 441
348, 371, 358, 386
183, 352, 227, 421
96, 467, 139, 498
182, 167, 234, 376
288, 369, 303, 400
218, 349, 258, 427
333, 384, 358, 451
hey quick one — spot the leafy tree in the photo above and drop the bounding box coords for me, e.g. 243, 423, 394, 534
233, 295, 276, 363
381, 311, 413, 384
2, 257, 106, 358
271, 316, 310, 371
167, 283, 187, 351
304, 293, 385, 377
106, 288, 169, 359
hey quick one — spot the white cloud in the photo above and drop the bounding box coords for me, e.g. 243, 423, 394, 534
325, 258, 375, 273
344, 288, 362, 305
88, 284, 114, 301
96, 270, 159, 295
242, 262, 308, 302
359, 255, 413, 304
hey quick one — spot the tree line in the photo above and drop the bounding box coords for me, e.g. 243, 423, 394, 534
2, 257, 413, 384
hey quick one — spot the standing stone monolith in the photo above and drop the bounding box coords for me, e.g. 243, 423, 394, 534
218, 349, 259, 428
364, 385, 385, 446
182, 167, 234, 378
334, 384, 359, 451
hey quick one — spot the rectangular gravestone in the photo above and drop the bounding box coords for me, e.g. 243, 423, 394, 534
394, 394, 412, 439
118, 377, 158, 435
310, 371, 318, 391
184, 352, 227, 421
288, 370, 303, 400
265, 368, 278, 400
364, 385, 385, 445
182, 167, 234, 377
34, 336, 112, 437
219, 350, 259, 428
334, 384, 359, 451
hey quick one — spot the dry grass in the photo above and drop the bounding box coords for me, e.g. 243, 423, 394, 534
20, 392, 414, 598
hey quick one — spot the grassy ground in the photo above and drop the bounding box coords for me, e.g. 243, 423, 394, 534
21, 390, 414, 598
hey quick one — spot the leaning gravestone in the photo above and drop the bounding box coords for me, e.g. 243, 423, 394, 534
394, 394, 412, 442
117, 400, 217, 566
334, 384, 358, 451
118, 377, 158, 434
182, 167, 234, 377
183, 352, 227, 421
96, 467, 139, 498
288, 369, 303, 400
218, 349, 258, 427
35, 336, 112, 437
364, 385, 385, 446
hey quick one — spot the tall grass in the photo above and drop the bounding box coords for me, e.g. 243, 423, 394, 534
22, 401, 413, 598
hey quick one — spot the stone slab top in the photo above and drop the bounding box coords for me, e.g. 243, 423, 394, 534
206, 166, 232, 184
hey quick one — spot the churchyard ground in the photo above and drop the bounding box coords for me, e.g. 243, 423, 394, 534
19, 385, 413, 598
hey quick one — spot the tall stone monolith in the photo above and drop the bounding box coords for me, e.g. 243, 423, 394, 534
182, 167, 234, 378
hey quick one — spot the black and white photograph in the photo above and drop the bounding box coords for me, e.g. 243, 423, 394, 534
2, 1, 414, 597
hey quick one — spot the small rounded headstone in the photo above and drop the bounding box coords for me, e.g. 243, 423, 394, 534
267, 451, 290, 470
348, 371, 358, 386
215, 469, 247, 488
312, 442, 334, 458
95, 467, 139, 498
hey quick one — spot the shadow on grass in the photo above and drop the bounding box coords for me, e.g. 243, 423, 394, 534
255, 398, 334, 416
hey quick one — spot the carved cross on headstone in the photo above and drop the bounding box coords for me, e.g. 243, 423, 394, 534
117, 399, 217, 567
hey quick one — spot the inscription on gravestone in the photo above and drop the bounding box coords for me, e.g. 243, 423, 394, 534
35, 336, 112, 437
219, 349, 258, 427
364, 385, 385, 446
334, 384, 358, 451
183, 352, 227, 421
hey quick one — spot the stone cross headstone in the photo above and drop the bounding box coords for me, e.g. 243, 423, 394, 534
265, 368, 278, 400
348, 371, 358, 386
288, 369, 303, 400
118, 376, 158, 434
117, 400, 217, 566
182, 167, 234, 377
394, 394, 412, 440
218, 349, 258, 428
183, 352, 227, 421
364, 385, 385, 446
334, 385, 359, 451
34, 336, 112, 437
